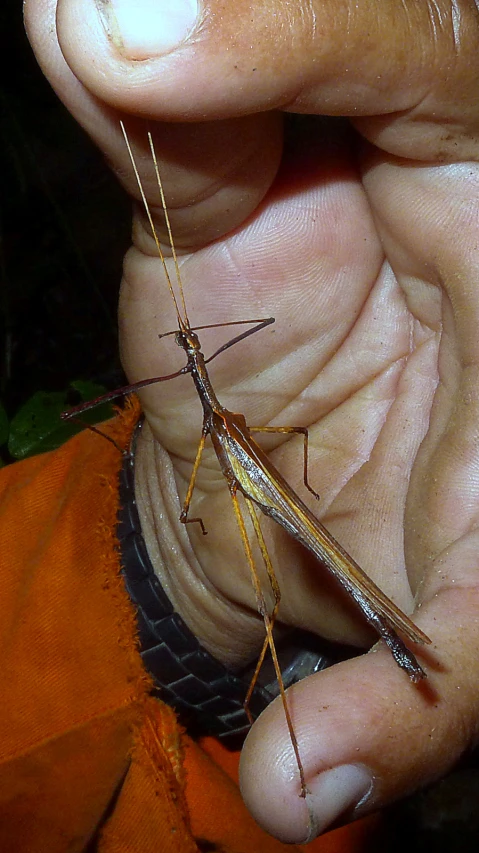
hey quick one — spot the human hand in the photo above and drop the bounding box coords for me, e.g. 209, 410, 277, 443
25, 0, 479, 843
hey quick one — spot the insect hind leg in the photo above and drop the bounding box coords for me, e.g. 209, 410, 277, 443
230, 490, 308, 798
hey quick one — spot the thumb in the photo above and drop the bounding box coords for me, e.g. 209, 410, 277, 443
239, 533, 479, 843
55, 0, 479, 160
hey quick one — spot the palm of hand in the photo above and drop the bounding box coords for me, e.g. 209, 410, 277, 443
119, 119, 473, 667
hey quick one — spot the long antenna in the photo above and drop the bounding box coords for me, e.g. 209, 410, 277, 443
120, 121, 186, 330
147, 132, 190, 328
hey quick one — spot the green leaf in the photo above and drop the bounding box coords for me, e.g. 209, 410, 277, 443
0, 401, 9, 448
7, 382, 114, 460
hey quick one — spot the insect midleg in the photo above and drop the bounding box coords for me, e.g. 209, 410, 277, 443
230, 488, 308, 797
249, 425, 320, 499
179, 428, 208, 535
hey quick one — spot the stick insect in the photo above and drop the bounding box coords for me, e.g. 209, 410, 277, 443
63, 122, 431, 797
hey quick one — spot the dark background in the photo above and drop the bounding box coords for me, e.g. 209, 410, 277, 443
0, 0, 128, 461
1, 1, 478, 849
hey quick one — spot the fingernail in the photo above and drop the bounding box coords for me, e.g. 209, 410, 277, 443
305, 764, 373, 840
96, 0, 199, 59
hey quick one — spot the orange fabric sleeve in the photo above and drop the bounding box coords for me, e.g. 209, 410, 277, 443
0, 408, 378, 852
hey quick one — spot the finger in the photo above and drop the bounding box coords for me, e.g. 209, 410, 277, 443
54, 0, 479, 159
360, 151, 479, 588
109, 113, 283, 248
24, 0, 283, 247
116, 124, 371, 465
239, 547, 479, 843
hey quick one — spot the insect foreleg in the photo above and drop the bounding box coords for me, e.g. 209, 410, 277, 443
204, 317, 275, 365
249, 425, 320, 500
180, 428, 208, 535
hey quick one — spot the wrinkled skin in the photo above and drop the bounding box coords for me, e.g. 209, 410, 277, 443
25, 0, 479, 843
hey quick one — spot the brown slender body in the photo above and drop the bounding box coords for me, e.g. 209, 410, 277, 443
177, 326, 430, 682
